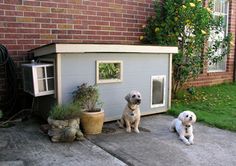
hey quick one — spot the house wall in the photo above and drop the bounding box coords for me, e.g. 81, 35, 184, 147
60, 53, 170, 121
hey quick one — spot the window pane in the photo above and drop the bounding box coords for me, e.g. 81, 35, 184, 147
214, 0, 221, 13
38, 80, 46, 92
37, 67, 45, 79
97, 61, 123, 83
152, 77, 164, 105
47, 78, 54, 91
208, 0, 228, 72
46, 66, 54, 78
99, 63, 120, 80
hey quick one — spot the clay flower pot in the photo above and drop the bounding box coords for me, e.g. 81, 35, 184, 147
80, 109, 104, 135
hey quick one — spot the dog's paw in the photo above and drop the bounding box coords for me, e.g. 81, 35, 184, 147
184, 141, 191, 146
126, 128, 131, 133
189, 141, 194, 145
134, 128, 140, 133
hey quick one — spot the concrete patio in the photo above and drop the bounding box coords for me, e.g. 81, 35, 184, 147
1, 114, 236, 166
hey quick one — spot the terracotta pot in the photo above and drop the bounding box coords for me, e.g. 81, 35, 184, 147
80, 109, 104, 135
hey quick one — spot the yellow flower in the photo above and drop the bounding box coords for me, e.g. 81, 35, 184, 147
139, 36, 144, 40
189, 3, 195, 7
201, 30, 207, 35
186, 20, 191, 24
182, 5, 187, 9
230, 41, 235, 46
155, 27, 160, 32
197, 0, 201, 2
206, 7, 212, 13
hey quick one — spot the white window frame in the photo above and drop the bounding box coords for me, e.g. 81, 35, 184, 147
96, 60, 123, 84
208, 0, 229, 72
150, 75, 166, 108
22, 63, 55, 97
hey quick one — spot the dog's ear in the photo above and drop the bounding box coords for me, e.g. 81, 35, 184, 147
125, 93, 130, 102
191, 112, 197, 123
178, 112, 185, 122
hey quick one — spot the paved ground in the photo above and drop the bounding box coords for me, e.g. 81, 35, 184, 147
1, 114, 236, 166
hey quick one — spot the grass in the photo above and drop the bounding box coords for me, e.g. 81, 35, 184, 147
168, 83, 236, 132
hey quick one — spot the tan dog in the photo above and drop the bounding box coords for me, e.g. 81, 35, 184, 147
118, 90, 141, 133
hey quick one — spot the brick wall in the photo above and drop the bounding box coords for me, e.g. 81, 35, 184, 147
0, 0, 154, 61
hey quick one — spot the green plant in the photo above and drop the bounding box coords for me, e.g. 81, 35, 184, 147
73, 83, 102, 112
99, 63, 120, 79
141, 0, 232, 96
49, 102, 82, 120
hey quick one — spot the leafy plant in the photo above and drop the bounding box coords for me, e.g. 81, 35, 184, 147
49, 102, 82, 120
0, 110, 2, 119
72, 83, 102, 112
141, 0, 232, 96
99, 63, 120, 79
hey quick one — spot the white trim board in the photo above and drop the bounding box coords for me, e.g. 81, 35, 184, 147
32, 44, 178, 57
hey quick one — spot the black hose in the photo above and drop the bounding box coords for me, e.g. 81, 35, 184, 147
0, 44, 17, 117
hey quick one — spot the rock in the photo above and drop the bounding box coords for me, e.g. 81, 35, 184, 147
47, 117, 84, 142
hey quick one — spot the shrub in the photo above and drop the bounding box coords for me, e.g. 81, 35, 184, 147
49, 102, 81, 120
72, 83, 102, 112
141, 0, 232, 96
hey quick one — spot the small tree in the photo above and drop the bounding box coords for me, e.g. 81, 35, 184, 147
141, 0, 232, 96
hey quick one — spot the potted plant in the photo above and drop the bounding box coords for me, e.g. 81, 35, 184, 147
73, 83, 104, 135
47, 102, 85, 142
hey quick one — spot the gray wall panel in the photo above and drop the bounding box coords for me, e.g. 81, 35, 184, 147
60, 53, 170, 121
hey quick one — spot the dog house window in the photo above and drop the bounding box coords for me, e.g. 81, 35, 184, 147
96, 60, 123, 83
151, 75, 166, 108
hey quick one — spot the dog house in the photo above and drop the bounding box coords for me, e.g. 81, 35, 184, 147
27, 43, 178, 121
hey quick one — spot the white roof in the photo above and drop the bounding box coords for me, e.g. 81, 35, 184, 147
31, 43, 178, 57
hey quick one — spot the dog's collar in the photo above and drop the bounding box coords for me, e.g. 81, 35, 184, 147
185, 125, 191, 133
128, 105, 136, 111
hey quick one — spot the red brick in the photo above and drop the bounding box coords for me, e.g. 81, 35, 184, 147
0, 40, 16, 44
5, 11, 23, 16
41, 2, 57, 8
4, 0, 22, 5
41, 24, 57, 29
23, 1, 40, 6
24, 11, 40, 17
24, 34, 40, 39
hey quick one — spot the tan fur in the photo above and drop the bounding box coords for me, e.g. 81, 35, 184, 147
118, 90, 141, 133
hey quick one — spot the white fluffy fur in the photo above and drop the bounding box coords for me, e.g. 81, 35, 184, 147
117, 90, 141, 133
170, 111, 197, 145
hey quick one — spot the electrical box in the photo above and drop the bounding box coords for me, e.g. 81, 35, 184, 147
22, 62, 55, 97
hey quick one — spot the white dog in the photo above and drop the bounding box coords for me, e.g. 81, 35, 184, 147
117, 90, 141, 133
170, 111, 197, 145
